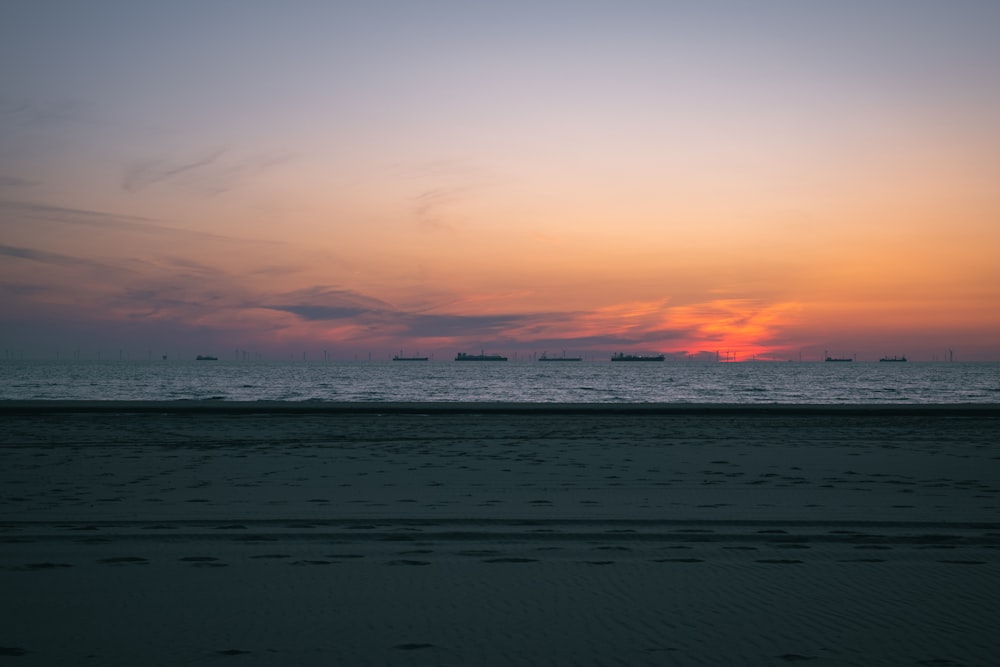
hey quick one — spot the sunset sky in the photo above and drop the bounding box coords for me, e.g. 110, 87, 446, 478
2, 1, 999, 361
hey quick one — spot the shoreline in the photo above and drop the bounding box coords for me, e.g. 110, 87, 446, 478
3, 399, 1000, 416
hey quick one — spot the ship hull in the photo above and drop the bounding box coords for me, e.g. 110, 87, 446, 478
611, 355, 664, 362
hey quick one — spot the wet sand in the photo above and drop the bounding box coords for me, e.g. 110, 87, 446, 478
2, 402, 999, 665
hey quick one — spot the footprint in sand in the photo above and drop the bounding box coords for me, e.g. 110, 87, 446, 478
179, 556, 227, 567
97, 556, 148, 565
19, 562, 73, 571
776, 653, 817, 662
291, 560, 334, 566
937, 559, 987, 565
386, 559, 431, 566
233, 535, 278, 542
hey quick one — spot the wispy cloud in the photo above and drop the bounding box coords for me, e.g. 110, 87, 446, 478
0, 198, 276, 245
121, 150, 296, 196
0, 199, 160, 230
409, 186, 477, 230
0, 175, 38, 188
0, 98, 85, 127
253, 288, 393, 334
386, 158, 492, 181
386, 158, 501, 231
0, 243, 124, 273
265, 286, 395, 313
403, 312, 535, 338
122, 150, 227, 193
0, 282, 49, 298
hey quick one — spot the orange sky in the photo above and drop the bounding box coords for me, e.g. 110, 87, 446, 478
2, 3, 999, 360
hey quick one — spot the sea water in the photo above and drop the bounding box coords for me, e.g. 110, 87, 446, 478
1, 360, 998, 403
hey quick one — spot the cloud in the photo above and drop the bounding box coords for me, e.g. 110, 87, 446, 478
260, 287, 641, 342
0, 282, 49, 297
386, 159, 492, 181
0, 243, 143, 316
403, 312, 535, 337
386, 158, 501, 231
121, 150, 296, 196
0, 198, 276, 245
122, 150, 227, 193
0, 199, 160, 231
0, 175, 38, 188
266, 286, 395, 313
409, 186, 476, 230
257, 285, 712, 345
273, 305, 375, 320
0, 98, 85, 126
0, 243, 120, 272
260, 285, 541, 337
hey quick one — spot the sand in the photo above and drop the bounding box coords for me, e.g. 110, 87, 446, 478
2, 402, 999, 666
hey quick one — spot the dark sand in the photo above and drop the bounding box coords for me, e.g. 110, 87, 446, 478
2, 402, 999, 665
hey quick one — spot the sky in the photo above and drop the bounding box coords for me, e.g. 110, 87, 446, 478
2, 1, 999, 361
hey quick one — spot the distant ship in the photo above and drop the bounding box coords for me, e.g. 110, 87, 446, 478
611, 352, 665, 362
195, 355, 218, 361
539, 352, 582, 361
879, 355, 907, 362
825, 357, 853, 362
393, 352, 428, 361
455, 352, 508, 361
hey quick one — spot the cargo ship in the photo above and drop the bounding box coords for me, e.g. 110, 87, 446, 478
539, 352, 582, 361
879, 355, 907, 362
611, 352, 665, 362
455, 352, 507, 361
195, 355, 218, 361
393, 352, 428, 361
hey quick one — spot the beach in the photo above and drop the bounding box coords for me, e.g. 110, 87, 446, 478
2, 402, 999, 665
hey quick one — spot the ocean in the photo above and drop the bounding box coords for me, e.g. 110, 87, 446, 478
1, 359, 998, 403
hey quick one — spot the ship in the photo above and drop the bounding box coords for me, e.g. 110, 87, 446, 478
879, 355, 907, 362
195, 355, 218, 361
393, 352, 428, 361
825, 357, 853, 362
455, 351, 508, 361
611, 352, 665, 362
539, 351, 582, 361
